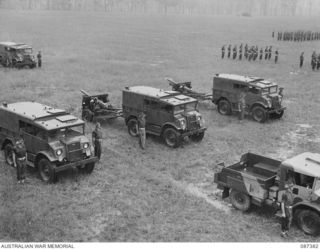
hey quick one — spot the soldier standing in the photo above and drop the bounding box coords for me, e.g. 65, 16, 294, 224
244, 44, 248, 59
239, 44, 243, 60
259, 48, 263, 60
264, 46, 268, 60
137, 112, 146, 149
238, 91, 246, 122
227, 45, 231, 59
37, 51, 42, 68
280, 183, 294, 238
268, 46, 272, 60
221, 45, 225, 59
232, 45, 237, 60
299, 52, 304, 68
12, 137, 27, 183
275, 49, 279, 63
92, 122, 102, 160
317, 54, 320, 70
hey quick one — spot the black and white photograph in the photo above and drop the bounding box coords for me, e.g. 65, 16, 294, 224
0, 0, 320, 245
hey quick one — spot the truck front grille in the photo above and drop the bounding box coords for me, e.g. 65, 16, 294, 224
187, 116, 200, 130
67, 142, 82, 162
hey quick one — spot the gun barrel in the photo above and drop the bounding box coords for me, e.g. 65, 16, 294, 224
80, 89, 91, 96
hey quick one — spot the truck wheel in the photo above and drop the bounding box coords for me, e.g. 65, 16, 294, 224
297, 209, 320, 236
84, 162, 95, 174
4, 143, 14, 166
38, 158, 57, 183
230, 189, 251, 211
163, 127, 180, 148
252, 106, 267, 123
127, 118, 139, 137
218, 99, 231, 115
189, 132, 205, 142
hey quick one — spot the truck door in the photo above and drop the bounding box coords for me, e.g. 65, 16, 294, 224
143, 99, 161, 134
292, 172, 314, 201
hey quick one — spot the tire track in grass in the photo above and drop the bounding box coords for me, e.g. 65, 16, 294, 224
105, 147, 231, 214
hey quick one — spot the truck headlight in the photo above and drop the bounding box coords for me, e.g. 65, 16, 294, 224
56, 149, 62, 156
196, 115, 201, 122
83, 143, 89, 149
179, 119, 186, 130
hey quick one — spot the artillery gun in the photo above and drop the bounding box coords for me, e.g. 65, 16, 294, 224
80, 89, 122, 122
166, 78, 212, 101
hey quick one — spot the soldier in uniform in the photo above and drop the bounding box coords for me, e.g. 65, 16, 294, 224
232, 45, 237, 60
317, 54, 320, 70
274, 49, 279, 63
299, 52, 304, 68
239, 44, 243, 60
244, 44, 248, 59
227, 44, 231, 59
264, 46, 268, 60
12, 137, 27, 183
37, 51, 42, 68
268, 46, 272, 60
92, 122, 102, 160
280, 183, 294, 238
221, 45, 225, 59
238, 91, 246, 122
137, 112, 146, 149
259, 48, 263, 60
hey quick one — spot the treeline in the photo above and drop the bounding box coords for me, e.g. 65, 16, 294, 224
0, 0, 320, 16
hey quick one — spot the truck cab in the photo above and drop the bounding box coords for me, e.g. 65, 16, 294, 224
0, 42, 36, 68
212, 74, 285, 123
214, 152, 320, 236
0, 102, 98, 183
122, 86, 206, 148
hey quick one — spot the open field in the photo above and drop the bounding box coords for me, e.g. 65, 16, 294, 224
1, 10, 320, 242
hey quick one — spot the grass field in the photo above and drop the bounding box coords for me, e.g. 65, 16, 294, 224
1, 10, 320, 242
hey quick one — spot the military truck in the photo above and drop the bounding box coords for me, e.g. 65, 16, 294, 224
0, 102, 98, 183
0, 42, 36, 68
214, 152, 320, 236
122, 86, 206, 148
212, 74, 285, 123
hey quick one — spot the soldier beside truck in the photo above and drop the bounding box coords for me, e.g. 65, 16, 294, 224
214, 152, 320, 236
0, 102, 98, 183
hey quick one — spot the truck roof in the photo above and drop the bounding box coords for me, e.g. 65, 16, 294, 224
214, 73, 277, 88
125, 86, 197, 106
0, 42, 32, 49
282, 152, 320, 178
0, 102, 84, 131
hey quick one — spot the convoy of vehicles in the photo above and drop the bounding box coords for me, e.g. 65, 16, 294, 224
0, 42, 36, 68
0, 102, 98, 183
0, 40, 317, 237
214, 152, 320, 236
122, 86, 206, 148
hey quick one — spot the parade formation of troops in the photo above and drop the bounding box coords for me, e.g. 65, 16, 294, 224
274, 30, 320, 42
221, 44, 279, 63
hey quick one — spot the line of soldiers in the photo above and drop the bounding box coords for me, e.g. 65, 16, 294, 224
221, 44, 279, 63
299, 51, 320, 70
274, 30, 320, 42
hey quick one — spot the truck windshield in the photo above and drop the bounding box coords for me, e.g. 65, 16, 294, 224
261, 86, 278, 94
16, 48, 32, 55
173, 102, 197, 114
48, 125, 84, 140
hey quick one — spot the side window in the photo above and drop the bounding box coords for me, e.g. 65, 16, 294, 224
143, 99, 158, 109
19, 121, 46, 139
160, 104, 173, 113
294, 172, 315, 188
249, 86, 259, 94
233, 84, 247, 90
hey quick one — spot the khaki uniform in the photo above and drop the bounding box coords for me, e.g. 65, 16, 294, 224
238, 92, 246, 121
92, 126, 102, 160
13, 138, 27, 182
138, 113, 146, 149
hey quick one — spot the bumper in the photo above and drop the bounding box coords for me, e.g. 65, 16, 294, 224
55, 157, 98, 173
267, 107, 286, 114
181, 127, 206, 138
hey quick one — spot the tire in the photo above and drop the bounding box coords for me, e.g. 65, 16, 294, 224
84, 162, 95, 174
127, 118, 139, 137
189, 131, 205, 143
38, 158, 57, 183
297, 209, 320, 236
4, 143, 14, 166
163, 127, 181, 148
218, 99, 232, 115
252, 106, 267, 123
229, 189, 251, 211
